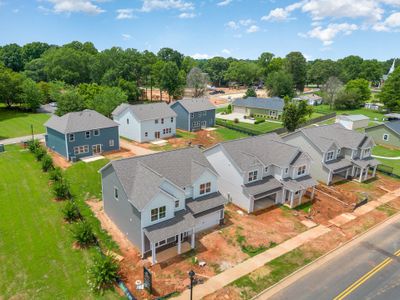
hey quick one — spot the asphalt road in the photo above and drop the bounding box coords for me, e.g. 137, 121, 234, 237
262, 215, 400, 300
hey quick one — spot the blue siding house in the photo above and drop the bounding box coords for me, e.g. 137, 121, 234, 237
45, 109, 120, 161
170, 98, 216, 131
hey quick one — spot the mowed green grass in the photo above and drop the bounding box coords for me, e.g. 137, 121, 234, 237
0, 106, 50, 139
0, 146, 117, 299
372, 145, 400, 157
314, 104, 385, 121
214, 126, 249, 140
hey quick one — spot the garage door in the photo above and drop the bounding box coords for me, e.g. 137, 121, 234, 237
233, 106, 246, 114
195, 210, 221, 233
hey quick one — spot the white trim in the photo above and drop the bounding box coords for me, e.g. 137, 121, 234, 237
383, 133, 389, 141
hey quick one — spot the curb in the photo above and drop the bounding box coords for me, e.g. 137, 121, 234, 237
252, 208, 400, 299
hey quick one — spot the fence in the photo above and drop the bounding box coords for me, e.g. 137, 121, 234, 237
377, 164, 400, 179
216, 112, 337, 137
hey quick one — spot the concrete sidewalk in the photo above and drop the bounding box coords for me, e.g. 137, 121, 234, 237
0, 134, 45, 145
173, 225, 331, 300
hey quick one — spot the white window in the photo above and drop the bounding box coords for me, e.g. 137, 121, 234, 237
326, 151, 335, 161
114, 187, 119, 200
127, 118, 129, 124
145, 132, 148, 137
73, 145, 89, 154
364, 148, 371, 157
109, 139, 114, 147
175, 200, 179, 208
383, 134, 389, 141
297, 165, 306, 176
200, 182, 211, 195
93, 129, 100, 136
192, 121, 200, 127
69, 134, 75, 142
85, 131, 91, 139
248, 170, 258, 182
151, 206, 166, 222
171, 117, 174, 122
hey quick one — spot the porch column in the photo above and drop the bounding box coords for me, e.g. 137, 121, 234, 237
177, 233, 182, 255
151, 242, 156, 265
281, 188, 286, 203
311, 186, 315, 200
345, 168, 349, 179
359, 168, 363, 182
364, 167, 369, 181
191, 228, 195, 249
298, 190, 303, 206
372, 165, 377, 177
290, 191, 294, 207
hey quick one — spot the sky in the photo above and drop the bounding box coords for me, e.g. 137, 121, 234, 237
0, 0, 399, 61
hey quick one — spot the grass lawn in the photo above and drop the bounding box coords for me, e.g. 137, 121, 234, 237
0, 145, 117, 299
218, 119, 283, 134
372, 145, 400, 157
376, 158, 400, 176
214, 126, 249, 140
0, 105, 50, 139
314, 104, 385, 121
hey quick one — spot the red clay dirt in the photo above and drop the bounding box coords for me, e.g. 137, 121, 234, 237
47, 148, 72, 169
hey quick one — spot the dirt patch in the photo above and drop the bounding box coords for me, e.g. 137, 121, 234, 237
47, 148, 71, 169
103, 147, 135, 160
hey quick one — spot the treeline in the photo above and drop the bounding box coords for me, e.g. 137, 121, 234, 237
0, 41, 398, 115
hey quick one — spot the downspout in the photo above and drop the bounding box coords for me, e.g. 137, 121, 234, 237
65, 133, 69, 161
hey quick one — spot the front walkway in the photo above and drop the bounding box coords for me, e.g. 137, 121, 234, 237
0, 133, 45, 145
173, 225, 331, 300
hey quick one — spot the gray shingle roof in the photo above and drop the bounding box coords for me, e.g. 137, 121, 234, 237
232, 97, 284, 111
385, 121, 400, 135
301, 124, 369, 151
243, 176, 282, 197
214, 133, 302, 171
112, 102, 177, 121
282, 175, 317, 192
186, 192, 227, 215
44, 109, 118, 134
172, 98, 216, 113
323, 158, 353, 172
110, 147, 217, 211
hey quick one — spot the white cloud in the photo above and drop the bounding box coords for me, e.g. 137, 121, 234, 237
140, 0, 194, 12
191, 53, 211, 59
42, 0, 105, 14
221, 49, 231, 55
226, 20, 239, 29
239, 19, 255, 26
246, 25, 260, 33
373, 11, 400, 31
122, 33, 132, 40
233, 33, 243, 38
262, 8, 290, 22
116, 8, 134, 19
179, 12, 195, 18
305, 23, 358, 45
217, 0, 232, 6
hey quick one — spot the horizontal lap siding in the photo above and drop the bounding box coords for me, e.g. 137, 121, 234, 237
46, 127, 67, 158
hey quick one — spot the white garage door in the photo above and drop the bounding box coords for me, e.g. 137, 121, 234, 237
195, 210, 221, 233
233, 106, 246, 114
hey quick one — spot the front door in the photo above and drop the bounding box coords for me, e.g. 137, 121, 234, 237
155, 131, 160, 139
201, 121, 207, 129
92, 144, 101, 155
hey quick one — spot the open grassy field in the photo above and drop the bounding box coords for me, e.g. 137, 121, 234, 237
372, 145, 400, 157
0, 145, 117, 299
0, 105, 50, 139
214, 126, 249, 140
314, 104, 386, 121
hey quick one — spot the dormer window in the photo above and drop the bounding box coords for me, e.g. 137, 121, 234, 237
364, 148, 371, 157
326, 151, 335, 161
337, 148, 341, 156
200, 182, 211, 195
248, 170, 258, 182
265, 166, 269, 173
297, 165, 306, 176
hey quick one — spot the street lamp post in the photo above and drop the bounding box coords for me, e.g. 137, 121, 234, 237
189, 270, 195, 300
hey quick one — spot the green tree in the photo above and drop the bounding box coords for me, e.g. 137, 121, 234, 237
224, 61, 261, 86
265, 71, 294, 98
88, 254, 119, 293
285, 51, 307, 91
56, 89, 86, 116
380, 67, 400, 111
282, 99, 313, 132
244, 87, 257, 98
345, 78, 371, 104
338, 55, 363, 82
322, 76, 343, 109
157, 47, 184, 69
21, 42, 51, 64
160, 62, 185, 101
334, 89, 361, 109
307, 59, 339, 86
359, 59, 383, 84
0, 43, 24, 71
0, 66, 24, 107
118, 79, 141, 102
19, 78, 44, 110
24, 58, 48, 82
89, 86, 128, 117
202, 57, 229, 86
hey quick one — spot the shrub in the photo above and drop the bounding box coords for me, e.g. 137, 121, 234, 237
72, 221, 97, 247
27, 139, 40, 152
62, 201, 81, 223
53, 178, 71, 200
88, 253, 119, 293
234, 118, 239, 123
226, 104, 232, 114
49, 167, 63, 182
34, 147, 47, 161
41, 154, 54, 172
254, 118, 265, 124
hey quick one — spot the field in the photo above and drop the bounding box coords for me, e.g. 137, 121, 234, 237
314, 104, 385, 121
0, 105, 50, 139
0, 145, 117, 299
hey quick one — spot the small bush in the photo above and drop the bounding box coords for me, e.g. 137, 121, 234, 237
72, 221, 97, 247
88, 253, 119, 293
234, 118, 239, 123
41, 154, 54, 172
62, 201, 81, 223
49, 167, 63, 182
53, 178, 71, 200
27, 139, 40, 152
34, 147, 47, 161
254, 118, 265, 124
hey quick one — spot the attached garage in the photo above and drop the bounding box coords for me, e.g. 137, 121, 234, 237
233, 106, 246, 114
194, 208, 223, 233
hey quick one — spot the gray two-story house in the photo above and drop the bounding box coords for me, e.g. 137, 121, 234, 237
99, 147, 227, 264
283, 124, 379, 185
170, 98, 216, 131
45, 109, 119, 161
204, 133, 317, 213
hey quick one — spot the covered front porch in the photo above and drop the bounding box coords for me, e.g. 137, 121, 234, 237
143, 211, 196, 265
244, 176, 282, 213
281, 176, 317, 208
352, 158, 379, 183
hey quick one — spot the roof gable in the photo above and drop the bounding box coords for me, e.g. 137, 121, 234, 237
172, 98, 216, 113
232, 97, 284, 111
112, 102, 176, 121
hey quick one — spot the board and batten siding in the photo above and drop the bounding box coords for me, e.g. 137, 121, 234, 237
366, 126, 400, 148
45, 127, 67, 158
204, 145, 252, 212
101, 165, 142, 249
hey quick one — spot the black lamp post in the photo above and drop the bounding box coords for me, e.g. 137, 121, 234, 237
189, 270, 195, 300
